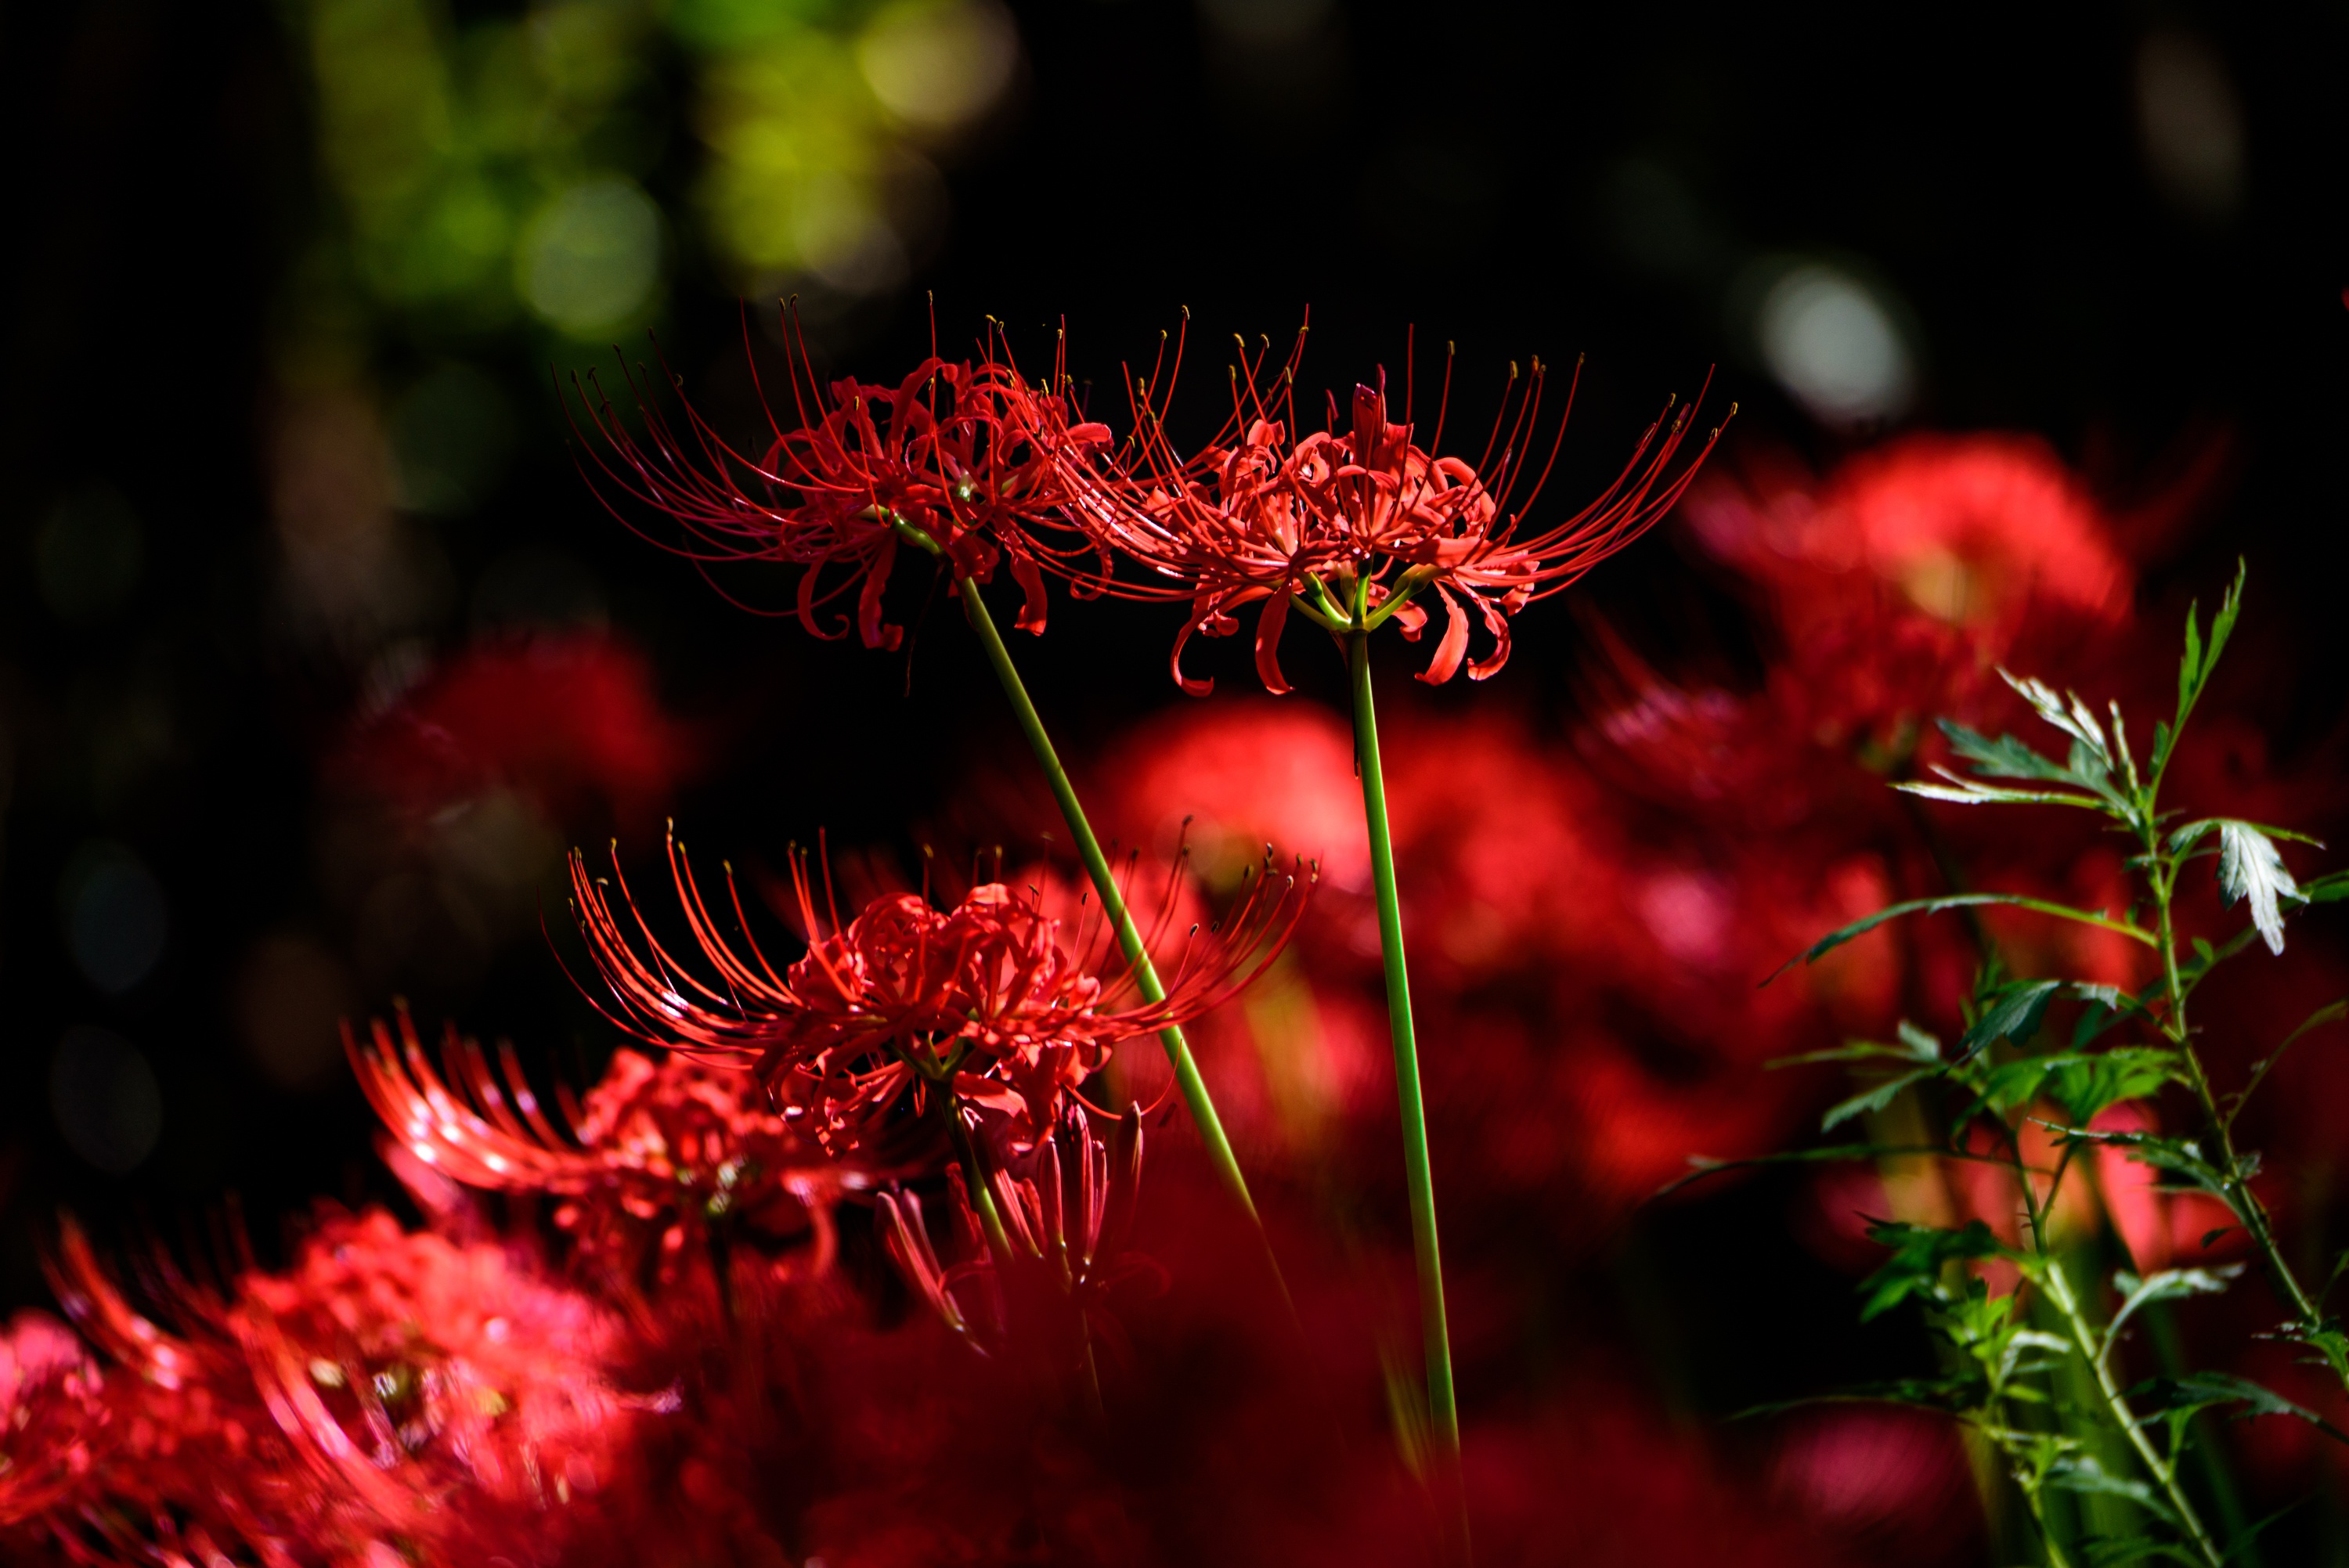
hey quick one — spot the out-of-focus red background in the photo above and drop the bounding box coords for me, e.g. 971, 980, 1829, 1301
4, 2, 2345, 1560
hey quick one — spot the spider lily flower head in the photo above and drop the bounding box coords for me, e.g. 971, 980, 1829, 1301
879, 1100, 1162, 1372
348, 1010, 871, 1290
564, 307, 1110, 651
1056, 319, 1730, 693
0, 1311, 106, 1531
568, 827, 1311, 1155
39, 1209, 628, 1566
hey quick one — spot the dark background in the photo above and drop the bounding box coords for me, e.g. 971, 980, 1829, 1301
2, 0, 2340, 1435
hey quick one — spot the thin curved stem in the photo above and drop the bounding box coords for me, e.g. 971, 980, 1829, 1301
935, 1083, 1013, 1259
946, 557, 1287, 1300
2140, 823, 2331, 1351
2040, 1259, 2223, 1567
1347, 626, 1465, 1548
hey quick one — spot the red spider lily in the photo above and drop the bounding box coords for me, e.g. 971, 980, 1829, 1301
569, 829, 1309, 1154
564, 309, 1109, 649
879, 1102, 1163, 1372
348, 1010, 886, 1291
37, 1209, 631, 1567
1054, 321, 1729, 692
0, 1312, 106, 1532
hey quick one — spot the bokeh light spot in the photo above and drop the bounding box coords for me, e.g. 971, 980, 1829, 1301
2136, 28, 2244, 222
518, 177, 663, 333
35, 483, 143, 624
857, 0, 1018, 133
49, 1026, 164, 1174
234, 934, 359, 1090
1752, 261, 1916, 427
60, 842, 169, 995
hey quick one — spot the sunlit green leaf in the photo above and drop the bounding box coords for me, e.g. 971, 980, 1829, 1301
2050, 1126, 2233, 1199
2104, 1267, 2241, 1364
2217, 821, 2300, 955
1859, 1220, 2015, 1321
1771, 1020, 1940, 1069
1896, 770, 2107, 809
1943, 721, 2072, 782
1958, 978, 2063, 1059
1775, 895, 2153, 980
2044, 1455, 2178, 1523
1822, 1067, 1943, 1132
2051, 1048, 2182, 1123
2128, 1370, 2349, 1445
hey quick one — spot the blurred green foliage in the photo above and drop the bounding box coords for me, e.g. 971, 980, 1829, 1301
280, 0, 1015, 360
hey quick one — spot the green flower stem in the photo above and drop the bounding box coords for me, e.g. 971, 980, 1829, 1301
2040, 1258, 2223, 1567
942, 553, 1274, 1254
2141, 825, 2331, 1353
1346, 628, 1463, 1491
940, 1090, 1015, 1259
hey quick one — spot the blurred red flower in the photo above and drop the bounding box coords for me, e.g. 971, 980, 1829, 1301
34, 1209, 630, 1567
338, 632, 701, 831
352, 1010, 865, 1292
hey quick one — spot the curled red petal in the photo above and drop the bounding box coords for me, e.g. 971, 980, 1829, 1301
1415, 585, 1472, 685
1008, 546, 1049, 635
1465, 589, 1515, 681
796, 556, 842, 641
1253, 589, 1294, 696
857, 535, 904, 651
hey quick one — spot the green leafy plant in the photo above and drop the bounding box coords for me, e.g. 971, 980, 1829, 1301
1723, 564, 2349, 1566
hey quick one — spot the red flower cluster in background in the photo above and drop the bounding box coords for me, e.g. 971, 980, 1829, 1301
12, 427, 2343, 1564
338, 633, 702, 834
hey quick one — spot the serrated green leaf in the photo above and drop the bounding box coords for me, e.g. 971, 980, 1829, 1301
2048, 1126, 2232, 1198
1943, 720, 2073, 782
2170, 817, 2324, 856
2128, 1370, 2349, 1444
2179, 596, 2205, 715
2051, 1048, 2182, 1123
1731, 1375, 1985, 1420
1860, 1220, 2016, 1320
2206, 559, 2246, 679
2217, 821, 2300, 955
2103, 1267, 2242, 1368
1896, 773, 2107, 809
1822, 1066, 1943, 1132
2044, 1456, 2178, 1523
2002, 669, 2116, 770
1775, 896, 2154, 980
1770, 1026, 1939, 1069
1959, 978, 2063, 1059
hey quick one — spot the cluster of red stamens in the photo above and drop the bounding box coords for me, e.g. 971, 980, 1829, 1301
567, 306, 1724, 694
568, 827, 1308, 1155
